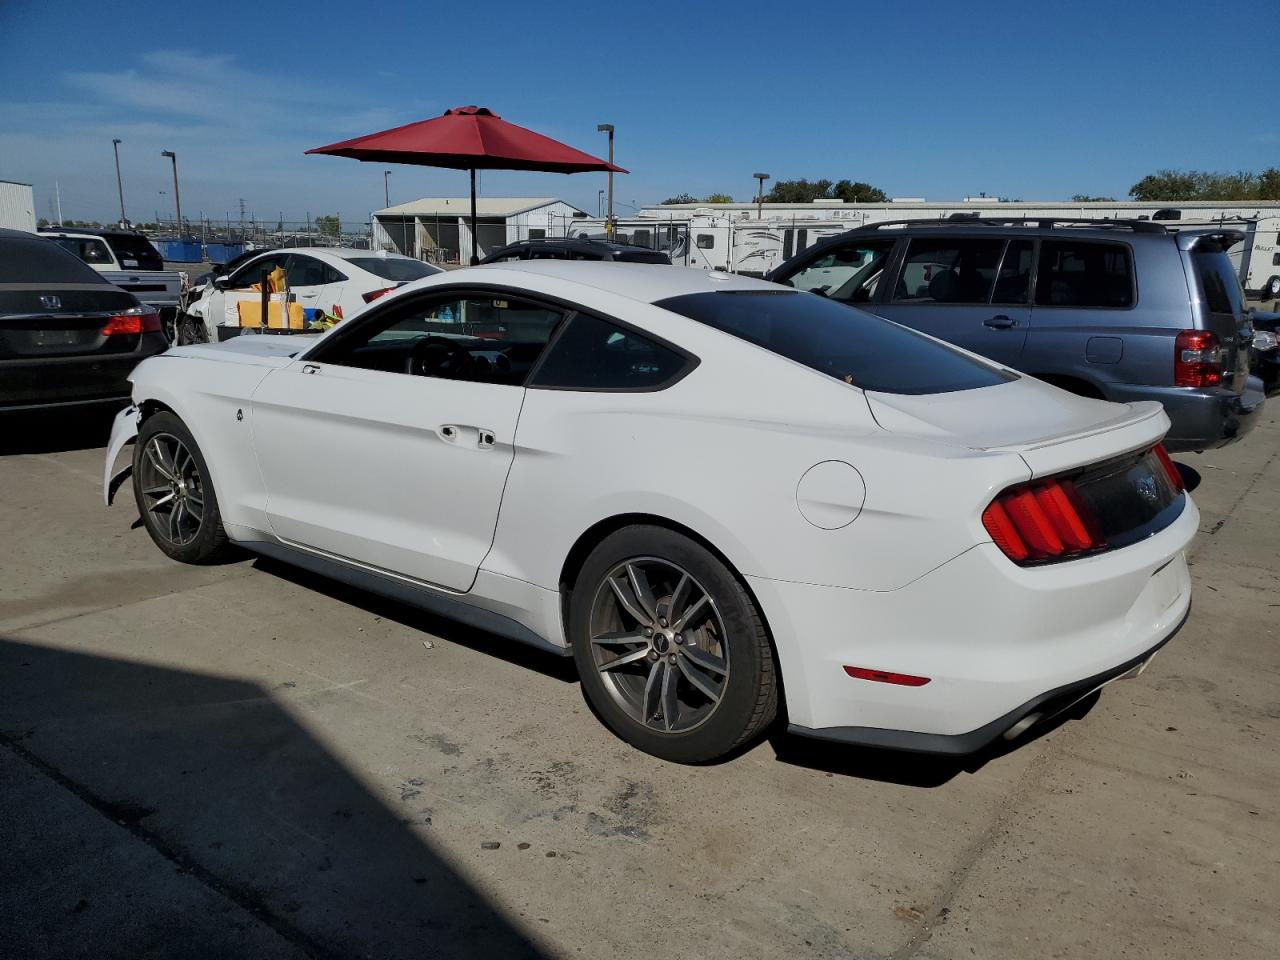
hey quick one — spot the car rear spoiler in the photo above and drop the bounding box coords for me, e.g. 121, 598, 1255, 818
1174, 228, 1245, 252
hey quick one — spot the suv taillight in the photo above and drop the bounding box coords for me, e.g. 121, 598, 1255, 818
1174, 330, 1221, 387
103, 307, 161, 336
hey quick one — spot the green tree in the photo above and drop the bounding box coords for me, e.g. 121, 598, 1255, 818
37, 217, 49, 227
833, 180, 888, 203
704, 192, 734, 203
660, 193, 698, 205
765, 178, 887, 203
1129, 168, 1280, 202
316, 215, 341, 236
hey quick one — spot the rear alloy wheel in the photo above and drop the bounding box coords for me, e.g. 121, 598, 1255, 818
1266, 276, 1280, 300
571, 526, 777, 762
133, 411, 233, 564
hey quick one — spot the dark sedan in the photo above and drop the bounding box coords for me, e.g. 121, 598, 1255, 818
0, 228, 168, 412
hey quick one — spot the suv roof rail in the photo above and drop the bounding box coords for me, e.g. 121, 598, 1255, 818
856, 217, 1169, 234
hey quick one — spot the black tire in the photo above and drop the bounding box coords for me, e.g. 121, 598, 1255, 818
570, 525, 778, 763
132, 411, 234, 564
1265, 276, 1280, 300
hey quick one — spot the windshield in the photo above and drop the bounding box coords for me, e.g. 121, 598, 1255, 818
656, 290, 1015, 395
103, 234, 164, 270
347, 257, 441, 282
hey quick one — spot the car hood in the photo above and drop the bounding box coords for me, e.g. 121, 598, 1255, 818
865, 376, 1169, 477
165, 334, 322, 365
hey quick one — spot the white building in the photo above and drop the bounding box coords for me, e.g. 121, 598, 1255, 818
371, 197, 585, 264
0, 180, 36, 232
637, 197, 1280, 225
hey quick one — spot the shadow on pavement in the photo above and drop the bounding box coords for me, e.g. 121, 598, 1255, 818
0, 406, 123, 456
0, 636, 548, 960
250, 555, 580, 684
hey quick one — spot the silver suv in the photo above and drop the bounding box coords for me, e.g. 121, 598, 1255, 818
766, 218, 1264, 452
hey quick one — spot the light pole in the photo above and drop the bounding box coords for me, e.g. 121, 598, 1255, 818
597, 123, 614, 237
597, 189, 604, 218
384, 170, 391, 209
753, 172, 770, 220
161, 151, 182, 236
112, 138, 127, 226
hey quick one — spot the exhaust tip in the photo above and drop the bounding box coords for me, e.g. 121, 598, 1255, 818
1002, 712, 1042, 741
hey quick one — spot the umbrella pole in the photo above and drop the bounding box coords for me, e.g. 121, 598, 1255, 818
469, 168, 479, 265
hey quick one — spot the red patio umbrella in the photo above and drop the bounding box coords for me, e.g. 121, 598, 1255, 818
307, 106, 627, 263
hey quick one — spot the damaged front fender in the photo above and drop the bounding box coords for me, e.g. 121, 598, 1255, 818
103, 404, 140, 506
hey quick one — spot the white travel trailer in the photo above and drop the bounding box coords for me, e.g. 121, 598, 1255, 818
568, 211, 851, 276
1167, 216, 1280, 299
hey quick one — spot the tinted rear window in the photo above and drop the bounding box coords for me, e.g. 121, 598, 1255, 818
1191, 247, 1244, 317
656, 290, 1014, 395
346, 257, 440, 281
103, 234, 163, 269
0, 236, 110, 284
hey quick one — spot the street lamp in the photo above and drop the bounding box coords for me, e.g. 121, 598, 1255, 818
161, 151, 182, 237
111, 138, 127, 227
753, 172, 770, 220
597, 123, 614, 237
384, 170, 391, 208
597, 188, 604, 218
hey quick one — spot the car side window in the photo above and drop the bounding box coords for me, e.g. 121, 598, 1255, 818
781, 240, 895, 303
891, 238, 1004, 304
286, 255, 330, 287
229, 255, 289, 289
311, 292, 567, 386
530, 313, 690, 391
1035, 240, 1134, 308
992, 239, 1034, 304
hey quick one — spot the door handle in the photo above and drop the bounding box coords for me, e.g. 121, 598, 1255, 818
301, 363, 320, 374
984, 315, 1018, 329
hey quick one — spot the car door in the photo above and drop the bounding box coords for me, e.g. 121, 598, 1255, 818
873, 236, 1032, 367
214, 252, 291, 329
283, 253, 340, 314
772, 237, 898, 305
249, 287, 567, 592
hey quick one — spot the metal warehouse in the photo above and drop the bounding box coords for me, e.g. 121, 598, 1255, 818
371, 197, 584, 264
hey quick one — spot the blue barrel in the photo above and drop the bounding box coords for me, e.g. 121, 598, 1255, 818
205, 241, 244, 265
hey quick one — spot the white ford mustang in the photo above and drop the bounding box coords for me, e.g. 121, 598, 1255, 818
104, 262, 1196, 763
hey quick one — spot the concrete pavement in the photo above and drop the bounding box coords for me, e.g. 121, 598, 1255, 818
1, 406, 1277, 959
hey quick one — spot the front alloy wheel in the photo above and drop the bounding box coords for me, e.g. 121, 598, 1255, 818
138, 433, 205, 546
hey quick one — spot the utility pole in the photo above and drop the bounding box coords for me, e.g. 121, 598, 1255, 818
111, 138, 127, 226
597, 123, 614, 237
753, 173, 770, 220
384, 170, 391, 209
597, 189, 604, 218
161, 151, 182, 235
55, 180, 63, 225
239, 198, 246, 239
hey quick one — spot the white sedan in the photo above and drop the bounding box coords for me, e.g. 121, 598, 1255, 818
104, 262, 1196, 763
184, 247, 441, 342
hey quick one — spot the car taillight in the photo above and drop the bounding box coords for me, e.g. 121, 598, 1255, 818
362, 286, 398, 304
982, 477, 1106, 564
103, 307, 161, 336
1152, 442, 1185, 493
1174, 329, 1221, 387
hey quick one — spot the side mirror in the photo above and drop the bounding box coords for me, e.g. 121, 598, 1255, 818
213, 275, 230, 290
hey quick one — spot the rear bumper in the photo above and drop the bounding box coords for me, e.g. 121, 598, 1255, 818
0, 334, 165, 410
749, 493, 1198, 752
1106, 381, 1264, 452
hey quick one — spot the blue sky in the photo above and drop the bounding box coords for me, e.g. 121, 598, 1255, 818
1, 0, 1276, 224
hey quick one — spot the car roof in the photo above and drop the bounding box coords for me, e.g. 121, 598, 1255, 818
248, 247, 413, 261
0, 227, 47, 241
469, 260, 777, 303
